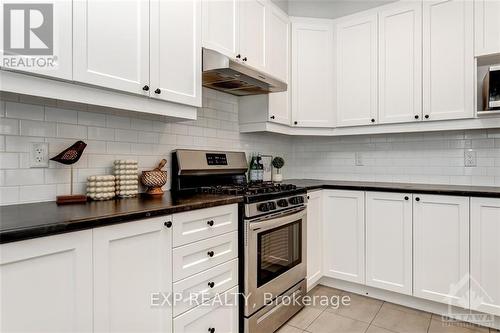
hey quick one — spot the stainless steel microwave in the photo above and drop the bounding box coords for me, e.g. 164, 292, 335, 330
483, 65, 500, 110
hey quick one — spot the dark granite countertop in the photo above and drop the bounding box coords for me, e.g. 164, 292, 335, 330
285, 179, 500, 198
0, 193, 243, 244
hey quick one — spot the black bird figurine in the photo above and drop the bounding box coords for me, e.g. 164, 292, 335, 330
50, 140, 87, 165
50, 141, 88, 205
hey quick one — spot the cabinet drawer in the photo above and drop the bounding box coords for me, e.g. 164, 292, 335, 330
173, 286, 238, 333
172, 231, 238, 281
173, 259, 238, 317
173, 204, 238, 247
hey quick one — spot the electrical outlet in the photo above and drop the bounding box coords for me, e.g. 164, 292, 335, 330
464, 150, 477, 167
355, 152, 364, 166
30, 142, 49, 168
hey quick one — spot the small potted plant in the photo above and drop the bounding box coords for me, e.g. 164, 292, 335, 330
272, 156, 285, 182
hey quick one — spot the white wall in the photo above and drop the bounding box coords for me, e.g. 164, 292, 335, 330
0, 89, 293, 205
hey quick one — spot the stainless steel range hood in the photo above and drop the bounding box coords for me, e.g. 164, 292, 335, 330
202, 48, 287, 96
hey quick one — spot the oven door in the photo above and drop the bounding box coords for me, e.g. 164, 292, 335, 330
244, 206, 307, 317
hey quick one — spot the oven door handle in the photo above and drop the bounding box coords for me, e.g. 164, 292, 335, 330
248, 207, 306, 232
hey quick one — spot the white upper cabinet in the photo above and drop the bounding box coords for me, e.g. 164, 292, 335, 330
0, 0, 73, 80
202, 0, 240, 59
150, 0, 201, 107
0, 231, 92, 333
475, 0, 500, 56
423, 0, 474, 121
291, 18, 335, 127
413, 194, 470, 308
378, 2, 422, 124
323, 190, 365, 284
470, 197, 500, 317
93, 216, 172, 333
73, 0, 150, 95
335, 13, 378, 127
366, 192, 413, 295
306, 190, 323, 289
239, 0, 267, 71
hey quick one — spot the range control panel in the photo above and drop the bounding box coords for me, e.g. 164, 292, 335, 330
206, 153, 228, 166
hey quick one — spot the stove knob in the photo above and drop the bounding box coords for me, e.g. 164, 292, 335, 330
288, 197, 299, 205
268, 202, 277, 210
277, 199, 288, 207
297, 196, 304, 204
258, 203, 270, 212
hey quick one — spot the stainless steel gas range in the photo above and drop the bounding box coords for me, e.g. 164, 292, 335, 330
172, 149, 307, 333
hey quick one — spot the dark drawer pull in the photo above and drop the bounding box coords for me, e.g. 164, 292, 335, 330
404, 196, 409, 201
164, 221, 172, 228
208, 281, 215, 288
207, 251, 215, 257
208, 328, 215, 333
207, 220, 214, 227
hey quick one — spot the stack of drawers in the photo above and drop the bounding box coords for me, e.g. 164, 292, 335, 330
171, 204, 239, 332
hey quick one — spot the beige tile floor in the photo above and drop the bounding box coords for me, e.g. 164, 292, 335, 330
278, 285, 500, 333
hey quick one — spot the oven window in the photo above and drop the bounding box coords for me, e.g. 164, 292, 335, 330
257, 220, 302, 287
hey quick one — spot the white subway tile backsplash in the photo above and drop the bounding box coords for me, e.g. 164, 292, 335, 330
5, 136, 44, 152
0, 101, 5, 117
45, 168, 71, 184
20, 120, 56, 137
106, 141, 131, 154
131, 118, 153, 131
78, 111, 106, 126
88, 127, 115, 141
115, 129, 138, 142
106, 114, 131, 129
0, 118, 19, 135
5, 169, 44, 186
56, 123, 87, 139
0, 153, 19, 169
5, 102, 44, 120
45, 107, 78, 124
19, 184, 57, 202
138, 131, 159, 144
0, 186, 19, 205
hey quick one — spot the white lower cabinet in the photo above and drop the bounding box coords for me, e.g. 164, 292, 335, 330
413, 194, 470, 307
323, 190, 365, 283
470, 197, 500, 316
173, 286, 239, 333
365, 192, 413, 295
0, 231, 93, 333
93, 216, 173, 333
306, 190, 323, 289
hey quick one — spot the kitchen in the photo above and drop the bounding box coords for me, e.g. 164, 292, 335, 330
1, 0, 500, 333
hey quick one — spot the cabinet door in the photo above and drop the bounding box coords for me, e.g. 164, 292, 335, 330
73, 0, 150, 95
336, 13, 378, 127
470, 197, 500, 316
413, 194, 469, 307
202, 0, 239, 59
0, 0, 72, 80
307, 190, 323, 289
475, 0, 500, 56
423, 0, 474, 121
379, 2, 422, 124
323, 190, 365, 283
93, 217, 172, 333
150, 0, 202, 107
291, 18, 334, 127
239, 0, 267, 71
267, 4, 290, 125
366, 192, 412, 295
0, 231, 92, 333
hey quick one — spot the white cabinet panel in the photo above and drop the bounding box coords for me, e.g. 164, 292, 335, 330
150, 0, 201, 107
470, 197, 500, 316
307, 190, 323, 289
413, 194, 469, 307
267, 5, 289, 82
0, 0, 72, 80
378, 2, 422, 124
335, 13, 378, 127
323, 190, 365, 283
239, 0, 267, 71
475, 0, 500, 56
0, 231, 92, 333
366, 192, 412, 295
291, 18, 334, 127
202, 0, 239, 59
423, 0, 474, 121
73, 0, 150, 95
172, 204, 238, 247
173, 286, 238, 333
93, 217, 172, 333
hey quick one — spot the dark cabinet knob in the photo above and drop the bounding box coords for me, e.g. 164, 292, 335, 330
208, 281, 215, 288
207, 220, 214, 227
270, 115, 275, 119
242, 57, 247, 61
404, 196, 409, 201
415, 197, 420, 202
154, 88, 161, 94
142, 85, 149, 91
371, 118, 376, 123
294, 121, 298, 125
414, 115, 419, 119
208, 328, 215, 333
307, 195, 310, 199
207, 251, 215, 257
164, 221, 172, 228
236, 54, 241, 59
424, 115, 429, 119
